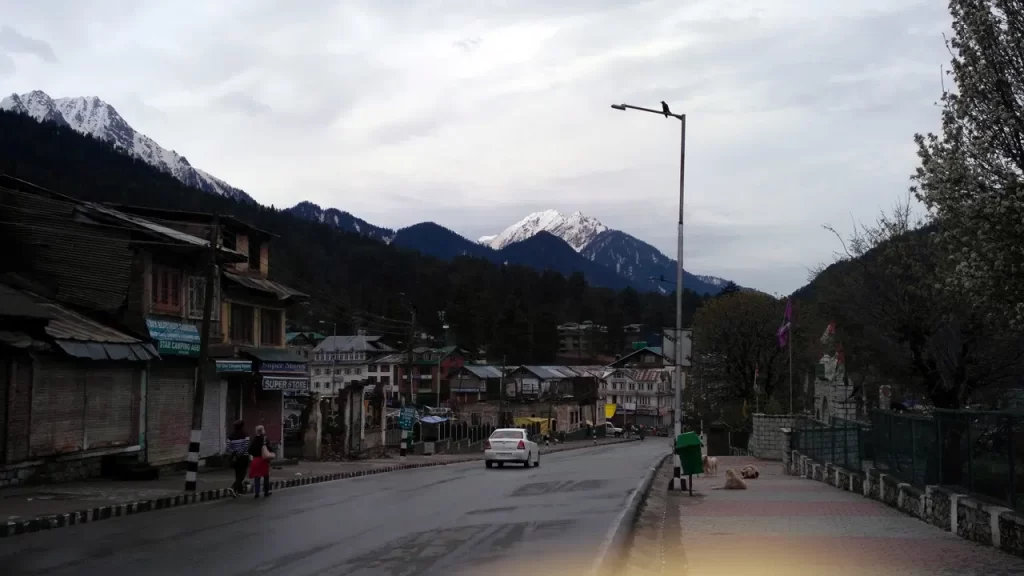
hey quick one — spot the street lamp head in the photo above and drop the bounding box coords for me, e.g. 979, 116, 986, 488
611, 104, 627, 110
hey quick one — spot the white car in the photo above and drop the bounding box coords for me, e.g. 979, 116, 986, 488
604, 422, 623, 437
484, 428, 540, 468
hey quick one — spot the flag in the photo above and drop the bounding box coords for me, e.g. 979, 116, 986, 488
820, 321, 836, 345
777, 298, 792, 348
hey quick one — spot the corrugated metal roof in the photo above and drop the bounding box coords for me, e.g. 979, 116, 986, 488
314, 335, 394, 353
33, 301, 159, 361
240, 347, 308, 363
222, 271, 308, 301
616, 368, 668, 382
373, 353, 406, 365
0, 284, 52, 319
520, 366, 564, 380
463, 365, 503, 379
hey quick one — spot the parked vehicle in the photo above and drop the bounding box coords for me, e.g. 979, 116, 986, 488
604, 422, 623, 437
484, 428, 540, 468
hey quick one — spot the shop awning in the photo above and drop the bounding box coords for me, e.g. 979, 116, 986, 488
146, 319, 200, 358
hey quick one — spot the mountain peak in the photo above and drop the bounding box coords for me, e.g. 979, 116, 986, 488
480, 209, 608, 252
0, 89, 254, 203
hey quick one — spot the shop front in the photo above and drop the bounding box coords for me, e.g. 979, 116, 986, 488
145, 319, 205, 465
239, 349, 309, 448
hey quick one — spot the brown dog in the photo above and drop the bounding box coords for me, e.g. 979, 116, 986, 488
740, 464, 760, 479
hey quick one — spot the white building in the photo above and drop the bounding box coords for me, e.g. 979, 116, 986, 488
311, 334, 395, 397
600, 368, 673, 428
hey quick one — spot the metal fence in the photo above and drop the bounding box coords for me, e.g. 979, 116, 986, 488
872, 410, 1022, 510
792, 415, 870, 473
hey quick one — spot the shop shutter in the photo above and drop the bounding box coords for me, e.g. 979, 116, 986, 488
200, 379, 224, 458
147, 362, 194, 466
84, 367, 136, 450
30, 359, 85, 457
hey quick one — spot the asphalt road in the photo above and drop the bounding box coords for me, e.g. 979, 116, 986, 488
0, 440, 666, 576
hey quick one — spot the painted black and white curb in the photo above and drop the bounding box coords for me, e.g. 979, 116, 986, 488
2, 437, 636, 538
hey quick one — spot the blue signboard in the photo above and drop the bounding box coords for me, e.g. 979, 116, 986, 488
146, 319, 201, 357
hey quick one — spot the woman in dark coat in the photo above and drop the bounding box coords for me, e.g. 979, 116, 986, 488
248, 424, 274, 498
225, 420, 250, 497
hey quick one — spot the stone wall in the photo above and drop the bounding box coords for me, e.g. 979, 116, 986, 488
0, 454, 105, 487
787, 447, 1024, 559
749, 414, 795, 460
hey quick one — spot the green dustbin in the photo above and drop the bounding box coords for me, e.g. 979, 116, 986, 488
674, 432, 704, 476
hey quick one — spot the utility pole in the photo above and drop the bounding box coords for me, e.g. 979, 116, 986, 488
185, 213, 218, 492
404, 304, 416, 456
499, 355, 506, 427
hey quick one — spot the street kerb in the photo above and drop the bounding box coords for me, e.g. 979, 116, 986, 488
589, 451, 671, 576
1, 437, 636, 539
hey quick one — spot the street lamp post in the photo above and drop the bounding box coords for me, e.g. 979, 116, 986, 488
612, 102, 687, 491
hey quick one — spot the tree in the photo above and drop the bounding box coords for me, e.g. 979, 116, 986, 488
913, 0, 1024, 327
692, 291, 789, 410
717, 281, 741, 298
809, 199, 1024, 409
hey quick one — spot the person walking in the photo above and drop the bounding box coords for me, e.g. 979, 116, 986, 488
225, 420, 250, 497
248, 424, 275, 499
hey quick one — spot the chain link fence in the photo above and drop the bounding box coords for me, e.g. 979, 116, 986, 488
792, 415, 870, 473
796, 409, 1021, 511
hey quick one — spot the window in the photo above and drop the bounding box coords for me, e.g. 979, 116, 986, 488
368, 364, 376, 372
229, 304, 255, 344
344, 367, 352, 375
368, 376, 377, 384
335, 368, 341, 375
186, 273, 220, 320
248, 238, 261, 271
151, 265, 182, 314
260, 308, 282, 346
380, 376, 390, 385
355, 368, 362, 375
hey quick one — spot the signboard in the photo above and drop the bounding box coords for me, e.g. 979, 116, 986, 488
216, 360, 252, 373
398, 406, 417, 430
146, 319, 200, 357
261, 361, 308, 375
262, 376, 310, 391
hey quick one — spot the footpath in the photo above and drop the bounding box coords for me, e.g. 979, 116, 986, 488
1, 436, 632, 538
621, 456, 1024, 576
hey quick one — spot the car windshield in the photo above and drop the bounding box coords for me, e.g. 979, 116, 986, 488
490, 430, 524, 439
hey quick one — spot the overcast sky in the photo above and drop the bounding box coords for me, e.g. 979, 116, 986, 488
2, 0, 952, 295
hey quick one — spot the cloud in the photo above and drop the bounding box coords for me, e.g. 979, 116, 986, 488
215, 91, 273, 116
0, 0, 955, 295
0, 25, 57, 63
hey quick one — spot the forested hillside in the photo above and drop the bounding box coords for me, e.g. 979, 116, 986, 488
0, 110, 706, 362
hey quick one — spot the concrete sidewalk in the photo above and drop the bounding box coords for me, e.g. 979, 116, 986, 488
623, 456, 1024, 576
1, 436, 632, 537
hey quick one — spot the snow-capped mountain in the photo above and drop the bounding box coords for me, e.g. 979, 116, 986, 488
286, 201, 395, 243
479, 209, 608, 252
0, 90, 253, 203
484, 211, 736, 295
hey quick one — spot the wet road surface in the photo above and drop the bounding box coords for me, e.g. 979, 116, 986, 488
0, 441, 666, 576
